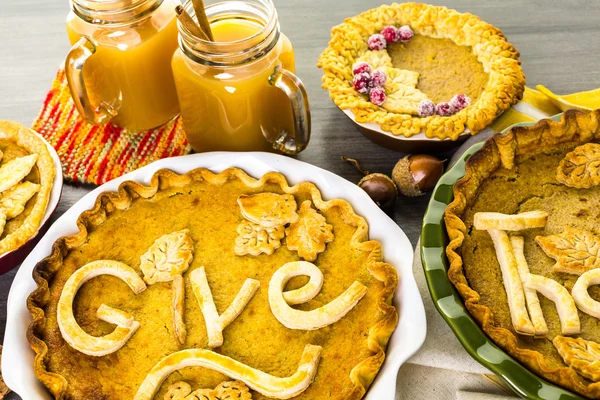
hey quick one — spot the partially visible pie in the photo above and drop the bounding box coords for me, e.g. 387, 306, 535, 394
27, 168, 399, 399
445, 110, 600, 398
0, 121, 55, 255
318, 3, 525, 140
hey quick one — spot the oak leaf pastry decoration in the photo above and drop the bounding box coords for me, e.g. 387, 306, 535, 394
140, 229, 194, 285
536, 226, 600, 275
0, 181, 40, 219
356, 50, 393, 70
285, 201, 334, 262
554, 336, 600, 382
556, 143, 600, 188
234, 221, 284, 256
164, 380, 252, 400
237, 193, 299, 228
0, 153, 38, 193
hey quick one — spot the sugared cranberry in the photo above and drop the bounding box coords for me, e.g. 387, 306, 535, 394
381, 26, 399, 43
370, 87, 386, 106
417, 100, 436, 117
353, 72, 373, 94
398, 25, 414, 43
450, 94, 471, 111
371, 69, 387, 87
368, 34, 387, 51
436, 102, 456, 117
352, 61, 371, 76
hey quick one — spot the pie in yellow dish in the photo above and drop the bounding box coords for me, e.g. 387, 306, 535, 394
27, 168, 399, 399
0, 120, 55, 256
444, 110, 600, 398
317, 3, 525, 140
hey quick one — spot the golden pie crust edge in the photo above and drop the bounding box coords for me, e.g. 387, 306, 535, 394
0, 121, 55, 255
317, 3, 525, 140
444, 109, 600, 398
26, 168, 399, 399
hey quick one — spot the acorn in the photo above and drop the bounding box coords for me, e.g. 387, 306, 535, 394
392, 154, 445, 197
358, 173, 398, 210
342, 156, 398, 210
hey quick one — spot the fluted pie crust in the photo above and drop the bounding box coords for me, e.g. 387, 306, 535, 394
0, 121, 55, 255
27, 168, 398, 400
445, 110, 600, 398
317, 3, 525, 140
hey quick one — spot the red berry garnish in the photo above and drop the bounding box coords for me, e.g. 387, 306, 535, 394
398, 25, 414, 43
450, 94, 471, 111
352, 61, 371, 76
353, 72, 373, 94
417, 100, 436, 117
436, 102, 456, 117
371, 69, 387, 87
381, 26, 399, 43
367, 34, 387, 51
370, 87, 386, 106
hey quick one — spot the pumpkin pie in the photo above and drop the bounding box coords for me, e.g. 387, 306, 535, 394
0, 120, 54, 256
445, 110, 600, 398
27, 168, 398, 399
318, 3, 525, 140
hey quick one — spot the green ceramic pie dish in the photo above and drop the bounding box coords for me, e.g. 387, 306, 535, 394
420, 113, 586, 400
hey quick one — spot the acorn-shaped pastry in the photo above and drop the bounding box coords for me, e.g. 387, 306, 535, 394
392, 155, 444, 197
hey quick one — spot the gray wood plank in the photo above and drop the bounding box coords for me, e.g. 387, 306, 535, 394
1, 1, 600, 398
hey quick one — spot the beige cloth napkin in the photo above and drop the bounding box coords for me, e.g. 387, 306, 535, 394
394, 242, 519, 400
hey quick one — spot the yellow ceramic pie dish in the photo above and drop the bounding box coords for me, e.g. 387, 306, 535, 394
318, 2, 525, 141
27, 167, 399, 400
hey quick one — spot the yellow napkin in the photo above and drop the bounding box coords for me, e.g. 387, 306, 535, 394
489, 86, 600, 132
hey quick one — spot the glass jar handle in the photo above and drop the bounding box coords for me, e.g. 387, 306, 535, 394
268, 66, 311, 154
65, 36, 117, 126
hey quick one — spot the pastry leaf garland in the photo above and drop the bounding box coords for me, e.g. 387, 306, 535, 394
536, 226, 600, 275
557, 143, 600, 188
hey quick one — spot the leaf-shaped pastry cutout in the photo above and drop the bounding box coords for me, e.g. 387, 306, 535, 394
379, 66, 420, 89
554, 336, 600, 382
382, 86, 430, 115
285, 201, 334, 261
356, 50, 393, 70
140, 229, 194, 284
557, 143, 600, 188
235, 220, 285, 256
536, 226, 600, 275
0, 153, 38, 193
0, 181, 40, 219
164, 380, 252, 400
238, 193, 299, 228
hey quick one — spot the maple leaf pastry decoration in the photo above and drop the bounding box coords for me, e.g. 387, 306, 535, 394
285, 201, 334, 262
536, 226, 600, 275
557, 143, 600, 188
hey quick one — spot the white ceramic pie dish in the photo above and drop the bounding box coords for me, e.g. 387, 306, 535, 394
0, 128, 63, 272
2, 151, 426, 400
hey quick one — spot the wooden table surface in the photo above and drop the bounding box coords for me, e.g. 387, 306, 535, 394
1, 0, 600, 398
